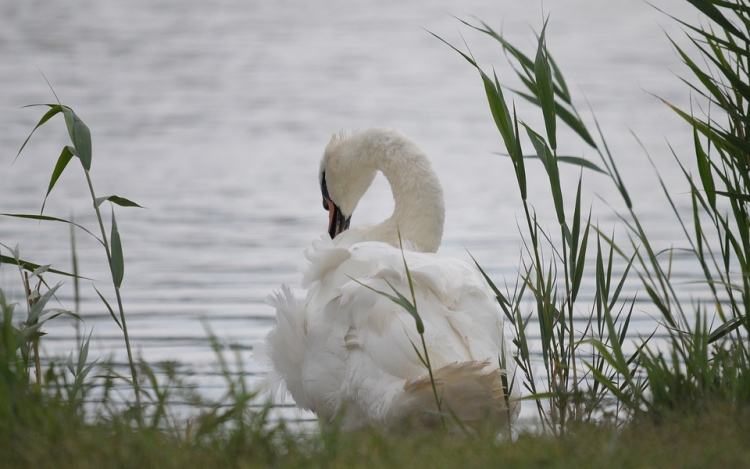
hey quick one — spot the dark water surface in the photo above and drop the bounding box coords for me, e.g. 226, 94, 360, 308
0, 0, 703, 420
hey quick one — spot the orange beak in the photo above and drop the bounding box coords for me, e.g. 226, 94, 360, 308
325, 197, 351, 239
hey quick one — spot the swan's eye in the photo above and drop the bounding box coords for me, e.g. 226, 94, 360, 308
320, 172, 331, 210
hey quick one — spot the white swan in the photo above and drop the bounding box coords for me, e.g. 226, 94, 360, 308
263, 128, 519, 430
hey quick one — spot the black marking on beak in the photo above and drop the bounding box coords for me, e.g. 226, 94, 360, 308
326, 198, 351, 239
321, 171, 351, 239
321, 171, 331, 210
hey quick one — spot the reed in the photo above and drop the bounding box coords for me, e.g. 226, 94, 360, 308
437, 0, 749, 426
433, 21, 641, 432
626, 0, 750, 415
6, 92, 146, 416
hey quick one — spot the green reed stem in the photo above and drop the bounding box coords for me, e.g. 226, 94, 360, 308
84, 170, 141, 413
70, 215, 81, 346
397, 233, 443, 421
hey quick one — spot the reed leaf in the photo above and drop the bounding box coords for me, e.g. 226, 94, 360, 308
686, 0, 744, 39
41, 146, 76, 215
110, 209, 124, 289
512, 106, 527, 200
524, 125, 565, 226
0, 254, 77, 278
27, 283, 62, 325
469, 253, 514, 321
534, 21, 557, 150
502, 152, 605, 174
0, 213, 102, 245
694, 130, 717, 209
571, 210, 592, 304
708, 315, 745, 342
95, 195, 144, 209
15, 104, 63, 162
670, 37, 728, 108
61, 106, 92, 171
94, 285, 122, 330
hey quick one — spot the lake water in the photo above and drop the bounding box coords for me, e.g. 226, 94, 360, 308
0, 0, 705, 422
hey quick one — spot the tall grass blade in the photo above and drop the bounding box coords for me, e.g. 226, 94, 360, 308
15, 104, 63, 162
511, 108, 527, 200
70, 216, 82, 343
94, 285, 122, 330
547, 49, 572, 104
571, 208, 592, 303
524, 125, 565, 226
0, 253, 77, 278
385, 280, 424, 334
67, 330, 97, 404
500, 152, 604, 173
555, 156, 605, 173
110, 209, 124, 289
694, 129, 717, 209
29, 265, 50, 279
27, 283, 62, 325
534, 20, 557, 150
488, 70, 520, 161
95, 195, 144, 208
61, 106, 92, 171
469, 253, 514, 319
41, 146, 76, 215
686, 0, 744, 39
0, 213, 101, 244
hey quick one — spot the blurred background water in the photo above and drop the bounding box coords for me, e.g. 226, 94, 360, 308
0, 0, 704, 421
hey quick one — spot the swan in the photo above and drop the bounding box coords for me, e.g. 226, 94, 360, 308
263, 128, 519, 430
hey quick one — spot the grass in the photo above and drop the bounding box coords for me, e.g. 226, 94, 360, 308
1, 0, 749, 466
1, 408, 749, 468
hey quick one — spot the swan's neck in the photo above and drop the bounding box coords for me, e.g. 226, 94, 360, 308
359, 132, 445, 253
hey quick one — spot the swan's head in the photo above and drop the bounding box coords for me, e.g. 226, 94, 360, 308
319, 131, 378, 239
318, 128, 445, 251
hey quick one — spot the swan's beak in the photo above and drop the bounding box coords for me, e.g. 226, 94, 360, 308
325, 198, 351, 239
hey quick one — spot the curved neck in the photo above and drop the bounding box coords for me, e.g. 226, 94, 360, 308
357, 130, 445, 252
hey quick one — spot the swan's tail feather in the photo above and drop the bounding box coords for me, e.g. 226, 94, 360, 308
261, 284, 308, 405
392, 360, 519, 428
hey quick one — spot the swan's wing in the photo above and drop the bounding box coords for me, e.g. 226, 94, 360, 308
265, 281, 351, 418
266, 237, 518, 425
347, 242, 511, 363
263, 284, 308, 405
301, 240, 516, 422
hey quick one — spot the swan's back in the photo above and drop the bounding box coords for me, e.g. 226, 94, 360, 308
266, 236, 520, 430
